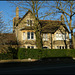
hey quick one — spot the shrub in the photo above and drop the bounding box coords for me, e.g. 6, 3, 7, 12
8, 47, 18, 59
18, 48, 75, 59
0, 53, 13, 60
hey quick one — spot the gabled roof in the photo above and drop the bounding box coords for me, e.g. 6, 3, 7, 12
39, 20, 69, 33
14, 10, 69, 33
16, 10, 33, 26
20, 20, 69, 33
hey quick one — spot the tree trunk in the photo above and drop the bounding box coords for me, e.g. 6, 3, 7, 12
71, 30, 74, 49
35, 19, 43, 49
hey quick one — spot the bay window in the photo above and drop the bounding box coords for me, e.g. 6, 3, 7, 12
27, 32, 34, 40
31, 32, 34, 39
27, 32, 30, 39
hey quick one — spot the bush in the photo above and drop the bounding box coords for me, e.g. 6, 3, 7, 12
0, 53, 13, 60
18, 48, 75, 59
8, 47, 18, 59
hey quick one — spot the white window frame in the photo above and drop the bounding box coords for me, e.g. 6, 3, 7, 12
27, 46, 34, 49
23, 32, 25, 40
27, 20, 32, 26
27, 32, 34, 40
31, 32, 34, 40
27, 32, 30, 39
57, 46, 65, 49
43, 34, 48, 41
56, 33, 67, 40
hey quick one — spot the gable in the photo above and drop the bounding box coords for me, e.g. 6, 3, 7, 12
39, 20, 69, 33
16, 10, 35, 27
14, 10, 69, 34
54, 26, 68, 34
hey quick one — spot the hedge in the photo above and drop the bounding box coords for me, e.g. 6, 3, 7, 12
18, 48, 75, 59
0, 53, 13, 60
8, 47, 18, 59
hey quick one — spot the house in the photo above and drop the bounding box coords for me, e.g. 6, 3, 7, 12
13, 7, 70, 49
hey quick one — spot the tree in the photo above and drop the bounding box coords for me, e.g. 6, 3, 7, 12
0, 11, 15, 53
0, 11, 5, 33
9, 1, 47, 49
45, 1, 75, 49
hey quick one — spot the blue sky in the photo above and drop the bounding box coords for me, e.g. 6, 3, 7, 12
0, 1, 16, 32
0, 1, 75, 38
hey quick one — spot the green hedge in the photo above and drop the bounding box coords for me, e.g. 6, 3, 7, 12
18, 48, 75, 59
0, 53, 13, 60
8, 47, 18, 59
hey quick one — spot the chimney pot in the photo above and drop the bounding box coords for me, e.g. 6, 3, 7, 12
16, 7, 19, 19
61, 14, 64, 24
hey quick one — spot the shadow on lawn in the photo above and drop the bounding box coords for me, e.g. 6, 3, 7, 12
0, 57, 75, 68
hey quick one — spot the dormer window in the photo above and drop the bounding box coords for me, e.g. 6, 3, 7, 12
27, 20, 32, 26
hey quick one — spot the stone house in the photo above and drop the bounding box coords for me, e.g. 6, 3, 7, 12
13, 7, 70, 49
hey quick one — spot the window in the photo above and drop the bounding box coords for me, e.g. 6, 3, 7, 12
43, 34, 48, 41
43, 47, 48, 49
27, 20, 32, 26
62, 46, 64, 49
23, 32, 25, 40
27, 32, 30, 39
31, 46, 34, 49
57, 46, 60, 49
57, 46, 65, 49
27, 20, 30, 26
56, 33, 67, 40
60, 46, 61, 49
27, 32, 34, 40
27, 46, 30, 49
46, 34, 48, 40
31, 32, 34, 39
27, 46, 34, 49
30, 20, 32, 26
56, 33, 58, 37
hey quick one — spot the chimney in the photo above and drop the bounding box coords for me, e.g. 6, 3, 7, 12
61, 14, 64, 24
16, 7, 19, 19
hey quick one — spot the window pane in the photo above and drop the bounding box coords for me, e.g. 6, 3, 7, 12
27, 32, 30, 39
23, 32, 25, 40
27, 20, 30, 26
59, 34, 62, 36
31, 46, 34, 49
56, 33, 58, 37
31, 32, 34, 39
27, 46, 30, 49
57, 46, 60, 49
60, 46, 61, 49
62, 46, 64, 49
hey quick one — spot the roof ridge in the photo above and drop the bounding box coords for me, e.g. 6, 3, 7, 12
39, 20, 61, 22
